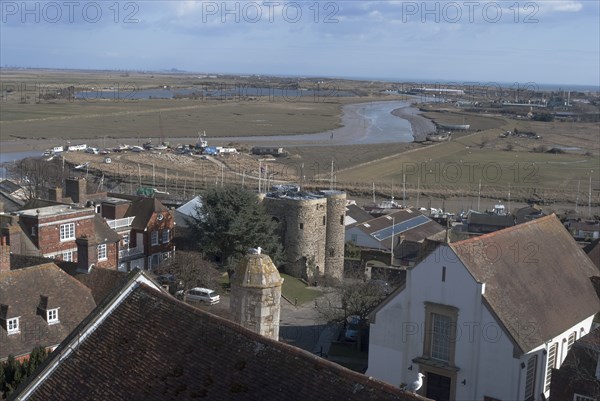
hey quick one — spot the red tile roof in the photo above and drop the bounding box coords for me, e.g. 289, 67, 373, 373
0, 263, 96, 360
22, 284, 425, 401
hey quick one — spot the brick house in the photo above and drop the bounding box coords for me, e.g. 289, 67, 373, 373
0, 204, 119, 270
101, 196, 175, 271
0, 237, 96, 362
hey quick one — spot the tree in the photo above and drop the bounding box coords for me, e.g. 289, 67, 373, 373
188, 186, 283, 269
155, 251, 223, 292
8, 158, 67, 201
316, 279, 388, 349
0, 346, 48, 398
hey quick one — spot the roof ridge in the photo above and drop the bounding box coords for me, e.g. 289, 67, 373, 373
136, 284, 414, 397
451, 214, 556, 247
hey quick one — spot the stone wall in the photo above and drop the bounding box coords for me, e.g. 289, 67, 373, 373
263, 197, 327, 280
323, 191, 346, 279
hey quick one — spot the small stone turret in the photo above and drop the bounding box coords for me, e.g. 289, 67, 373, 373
230, 252, 284, 341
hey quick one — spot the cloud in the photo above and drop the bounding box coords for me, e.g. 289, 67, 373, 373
542, 0, 583, 13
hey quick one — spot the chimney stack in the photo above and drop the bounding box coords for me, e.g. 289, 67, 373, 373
65, 178, 87, 204
0, 235, 10, 272
48, 186, 63, 202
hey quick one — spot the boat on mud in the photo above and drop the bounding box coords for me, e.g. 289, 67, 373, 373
426, 132, 452, 142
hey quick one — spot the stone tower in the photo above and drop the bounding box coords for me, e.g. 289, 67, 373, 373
321, 190, 347, 280
230, 250, 284, 341
263, 193, 327, 280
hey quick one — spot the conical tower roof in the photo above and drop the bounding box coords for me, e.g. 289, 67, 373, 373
231, 253, 283, 289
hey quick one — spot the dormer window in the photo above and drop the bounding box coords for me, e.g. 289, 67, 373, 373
7, 317, 19, 335
47, 308, 59, 324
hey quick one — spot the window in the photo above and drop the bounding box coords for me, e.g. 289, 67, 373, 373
423, 303, 458, 365
122, 233, 130, 247
340, 215, 344, 225
151, 231, 159, 246
7, 317, 19, 335
299, 223, 304, 230
524, 355, 537, 401
47, 308, 59, 324
574, 395, 596, 401
60, 223, 75, 241
567, 332, 576, 352
162, 229, 170, 244
545, 343, 558, 392
431, 313, 452, 361
322, 216, 326, 225
97, 243, 107, 261
31, 226, 36, 236
62, 251, 73, 262
351, 234, 358, 243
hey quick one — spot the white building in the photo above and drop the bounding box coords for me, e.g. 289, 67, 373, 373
367, 215, 600, 401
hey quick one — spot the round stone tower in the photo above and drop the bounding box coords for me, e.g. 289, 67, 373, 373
263, 194, 327, 280
230, 250, 284, 341
321, 190, 347, 280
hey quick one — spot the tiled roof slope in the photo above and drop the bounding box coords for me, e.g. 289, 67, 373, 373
451, 215, 600, 353
58, 262, 129, 304
124, 197, 168, 231
90, 215, 121, 244
0, 263, 96, 359
25, 285, 423, 401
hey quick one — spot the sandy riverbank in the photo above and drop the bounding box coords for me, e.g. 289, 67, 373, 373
391, 107, 437, 142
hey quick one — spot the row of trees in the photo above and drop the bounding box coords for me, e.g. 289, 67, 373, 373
0, 347, 49, 399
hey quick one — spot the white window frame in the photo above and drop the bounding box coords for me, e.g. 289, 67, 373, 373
60, 223, 75, 241
545, 343, 558, 392
151, 231, 159, 246
567, 331, 577, 352
162, 229, 170, 244
122, 233, 130, 247
97, 243, 107, 261
62, 250, 73, 262
7, 317, 20, 335
47, 308, 59, 324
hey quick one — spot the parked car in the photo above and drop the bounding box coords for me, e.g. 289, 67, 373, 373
344, 315, 360, 342
156, 274, 177, 285
177, 287, 220, 305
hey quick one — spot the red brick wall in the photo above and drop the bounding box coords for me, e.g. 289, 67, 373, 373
95, 242, 118, 270
146, 211, 175, 255
22, 210, 96, 260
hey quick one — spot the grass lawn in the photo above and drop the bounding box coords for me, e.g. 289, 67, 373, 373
280, 273, 322, 305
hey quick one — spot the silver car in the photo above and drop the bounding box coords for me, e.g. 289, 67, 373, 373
180, 287, 220, 305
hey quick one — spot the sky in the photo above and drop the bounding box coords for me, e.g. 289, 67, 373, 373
1, 0, 599, 86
